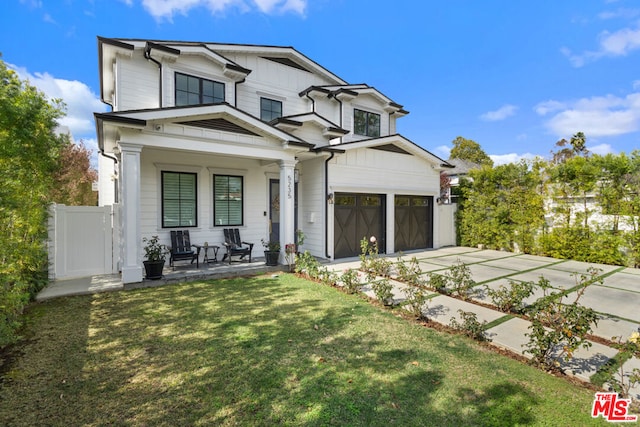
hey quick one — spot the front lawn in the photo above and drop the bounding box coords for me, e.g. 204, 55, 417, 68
0, 274, 607, 426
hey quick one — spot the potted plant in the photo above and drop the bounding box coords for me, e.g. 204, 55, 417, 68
261, 238, 280, 266
143, 235, 167, 280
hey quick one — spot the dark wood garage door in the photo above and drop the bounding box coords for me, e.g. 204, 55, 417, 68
334, 193, 385, 259
394, 195, 433, 252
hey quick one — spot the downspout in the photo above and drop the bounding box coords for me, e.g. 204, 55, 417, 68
305, 92, 315, 113
324, 151, 335, 258
234, 78, 246, 108
144, 45, 162, 108
333, 95, 344, 144
99, 149, 119, 203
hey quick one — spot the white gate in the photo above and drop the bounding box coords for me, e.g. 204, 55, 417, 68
48, 204, 118, 280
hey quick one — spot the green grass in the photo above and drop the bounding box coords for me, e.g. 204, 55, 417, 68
0, 274, 609, 426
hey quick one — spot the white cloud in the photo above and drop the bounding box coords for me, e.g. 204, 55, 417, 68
598, 8, 640, 20
534, 100, 566, 116
433, 145, 451, 159
589, 143, 615, 155
8, 64, 107, 140
138, 0, 306, 22
563, 22, 640, 67
479, 104, 518, 122
489, 152, 539, 166
537, 92, 640, 138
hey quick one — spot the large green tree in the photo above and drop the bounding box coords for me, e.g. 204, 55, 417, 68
449, 136, 494, 167
0, 56, 67, 346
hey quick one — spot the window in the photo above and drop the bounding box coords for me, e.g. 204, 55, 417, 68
354, 109, 380, 137
260, 97, 282, 122
175, 72, 224, 106
162, 171, 197, 228
214, 175, 243, 226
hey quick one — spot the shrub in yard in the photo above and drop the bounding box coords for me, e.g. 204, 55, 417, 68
403, 285, 429, 320
341, 268, 361, 294
318, 268, 337, 287
607, 331, 640, 399
395, 255, 423, 286
426, 272, 448, 293
449, 310, 491, 342
295, 251, 321, 279
485, 279, 535, 314
359, 236, 391, 281
523, 270, 600, 370
371, 278, 394, 306
446, 259, 476, 300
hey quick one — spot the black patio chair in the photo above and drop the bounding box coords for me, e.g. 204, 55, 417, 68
169, 230, 199, 268
222, 228, 253, 264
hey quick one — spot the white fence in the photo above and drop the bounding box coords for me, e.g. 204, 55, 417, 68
48, 204, 119, 280
437, 203, 457, 247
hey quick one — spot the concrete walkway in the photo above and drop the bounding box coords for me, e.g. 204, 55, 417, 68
38, 246, 640, 398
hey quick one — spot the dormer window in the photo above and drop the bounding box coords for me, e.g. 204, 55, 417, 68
175, 72, 224, 106
354, 109, 380, 138
260, 97, 282, 122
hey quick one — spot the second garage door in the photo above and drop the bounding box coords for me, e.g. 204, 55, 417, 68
334, 193, 385, 259
394, 195, 433, 252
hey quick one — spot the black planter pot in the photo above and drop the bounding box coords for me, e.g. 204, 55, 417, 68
264, 251, 280, 266
143, 260, 165, 280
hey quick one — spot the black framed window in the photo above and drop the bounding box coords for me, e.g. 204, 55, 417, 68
175, 72, 224, 106
354, 109, 381, 137
214, 175, 243, 226
260, 97, 283, 122
162, 171, 197, 228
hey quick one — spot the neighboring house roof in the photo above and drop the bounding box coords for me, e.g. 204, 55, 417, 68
445, 158, 482, 176
331, 134, 453, 170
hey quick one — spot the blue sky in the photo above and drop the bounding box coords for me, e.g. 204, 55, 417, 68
2, 0, 640, 165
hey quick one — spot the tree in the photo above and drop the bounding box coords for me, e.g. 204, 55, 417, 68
0, 55, 67, 346
551, 132, 589, 164
449, 136, 493, 167
52, 139, 98, 206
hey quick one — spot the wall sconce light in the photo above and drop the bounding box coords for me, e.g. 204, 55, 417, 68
327, 193, 334, 204
294, 169, 299, 183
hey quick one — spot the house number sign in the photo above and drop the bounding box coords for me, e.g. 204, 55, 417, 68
287, 174, 292, 199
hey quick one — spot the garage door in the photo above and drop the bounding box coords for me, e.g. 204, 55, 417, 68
395, 195, 433, 252
334, 193, 385, 258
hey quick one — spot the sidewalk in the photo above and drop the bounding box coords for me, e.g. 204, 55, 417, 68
326, 246, 640, 399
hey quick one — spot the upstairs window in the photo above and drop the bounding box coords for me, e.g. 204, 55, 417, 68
175, 72, 224, 106
354, 109, 380, 138
162, 171, 197, 228
260, 97, 282, 122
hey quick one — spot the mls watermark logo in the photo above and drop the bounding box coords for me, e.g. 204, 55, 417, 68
592, 392, 638, 422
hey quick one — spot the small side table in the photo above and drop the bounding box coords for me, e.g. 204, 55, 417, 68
194, 244, 219, 264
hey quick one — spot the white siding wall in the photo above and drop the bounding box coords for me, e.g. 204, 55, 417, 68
297, 157, 326, 257
116, 53, 159, 111
230, 55, 335, 119
163, 56, 235, 108
139, 148, 275, 254
330, 148, 440, 194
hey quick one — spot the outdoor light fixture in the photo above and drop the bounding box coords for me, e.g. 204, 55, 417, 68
327, 193, 334, 204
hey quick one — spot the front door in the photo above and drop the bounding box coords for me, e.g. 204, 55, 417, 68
269, 179, 280, 243
269, 179, 298, 244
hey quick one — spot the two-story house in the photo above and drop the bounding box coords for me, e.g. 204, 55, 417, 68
94, 37, 452, 283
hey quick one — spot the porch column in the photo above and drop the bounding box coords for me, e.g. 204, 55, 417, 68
118, 142, 143, 283
279, 159, 296, 263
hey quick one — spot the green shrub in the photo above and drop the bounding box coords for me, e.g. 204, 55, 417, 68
340, 268, 361, 294
446, 259, 476, 300
403, 285, 429, 320
449, 310, 491, 342
371, 278, 394, 306
395, 256, 423, 286
485, 280, 535, 314
295, 251, 321, 279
